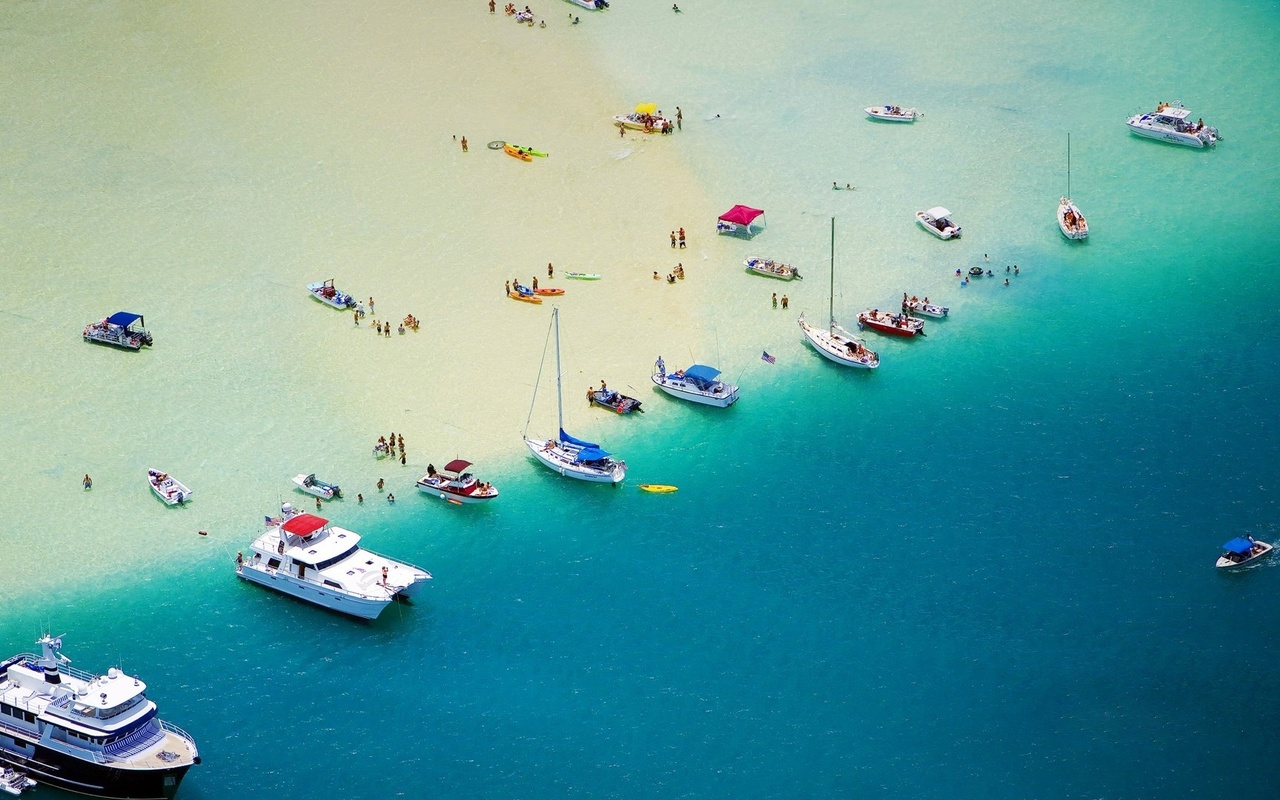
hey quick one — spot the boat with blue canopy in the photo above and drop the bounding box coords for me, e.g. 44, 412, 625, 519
523, 308, 627, 484
651, 359, 739, 407
82, 312, 152, 350
1215, 536, 1273, 569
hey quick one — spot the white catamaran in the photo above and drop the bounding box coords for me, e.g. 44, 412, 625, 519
799, 217, 880, 369
523, 307, 627, 484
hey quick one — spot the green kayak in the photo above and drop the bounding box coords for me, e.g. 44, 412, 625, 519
565, 272, 601, 280
511, 144, 548, 158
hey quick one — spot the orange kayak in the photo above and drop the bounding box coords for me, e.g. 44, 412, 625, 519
508, 291, 543, 304
534, 287, 564, 296
503, 144, 532, 162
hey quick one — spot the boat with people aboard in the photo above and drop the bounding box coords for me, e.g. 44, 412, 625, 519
147, 469, 191, 506
614, 103, 672, 133
588, 381, 643, 414
1126, 101, 1219, 148
744, 257, 801, 280
0, 634, 200, 799
416, 460, 498, 505
236, 505, 432, 619
902, 293, 949, 318
916, 207, 961, 239
0, 768, 35, 796
865, 105, 918, 122
651, 358, 740, 407
1058, 133, 1088, 240
565, 0, 608, 9
523, 308, 627, 484
306, 279, 356, 309
83, 312, 152, 351
858, 309, 926, 338
1215, 536, 1273, 569
798, 218, 879, 370
292, 473, 341, 500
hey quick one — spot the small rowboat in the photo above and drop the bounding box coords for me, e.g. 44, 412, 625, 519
638, 484, 677, 493
509, 291, 543, 304
534, 287, 565, 296
503, 144, 532, 161
744, 256, 801, 281
510, 144, 548, 157
565, 272, 601, 280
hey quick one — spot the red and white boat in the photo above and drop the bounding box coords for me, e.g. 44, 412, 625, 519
416, 459, 498, 505
858, 309, 925, 338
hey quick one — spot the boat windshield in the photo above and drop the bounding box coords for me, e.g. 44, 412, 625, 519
314, 544, 361, 571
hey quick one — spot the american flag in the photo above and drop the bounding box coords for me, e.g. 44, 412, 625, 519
761, 351, 776, 364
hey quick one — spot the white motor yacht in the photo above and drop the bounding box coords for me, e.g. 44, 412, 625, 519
236, 504, 432, 619
651, 358, 740, 407
1126, 102, 1218, 148
916, 207, 961, 239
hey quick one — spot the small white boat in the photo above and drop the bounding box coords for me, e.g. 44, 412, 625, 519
1216, 537, 1273, 569
613, 112, 672, 134
1058, 134, 1088, 240
902, 294, 948, 318
293, 473, 341, 500
0, 769, 35, 796
565, 0, 607, 8
416, 459, 499, 504
744, 257, 801, 281
1126, 101, 1218, 148
148, 469, 192, 506
916, 207, 961, 239
236, 505, 431, 619
865, 105, 917, 122
306, 279, 357, 309
651, 358, 739, 407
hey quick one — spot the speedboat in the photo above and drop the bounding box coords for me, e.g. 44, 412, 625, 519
744, 257, 801, 280
292, 473, 341, 500
916, 207, 961, 239
0, 769, 35, 796
0, 634, 199, 799
147, 469, 192, 506
236, 505, 431, 619
307, 279, 357, 309
1216, 537, 1273, 569
902, 294, 948, 317
858, 309, 925, 338
416, 459, 498, 504
83, 311, 152, 351
565, 0, 608, 9
651, 358, 739, 407
865, 105, 917, 122
613, 112, 673, 134
1126, 102, 1218, 148
588, 383, 643, 414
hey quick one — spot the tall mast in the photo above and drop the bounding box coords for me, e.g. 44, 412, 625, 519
829, 216, 836, 330
554, 307, 564, 434
1066, 132, 1072, 199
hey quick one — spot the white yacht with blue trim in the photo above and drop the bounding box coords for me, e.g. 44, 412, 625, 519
0, 635, 199, 799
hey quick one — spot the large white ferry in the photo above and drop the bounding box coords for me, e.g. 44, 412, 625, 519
0, 635, 199, 799
236, 505, 432, 620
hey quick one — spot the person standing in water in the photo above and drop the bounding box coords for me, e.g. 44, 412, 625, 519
83, 474, 93, 490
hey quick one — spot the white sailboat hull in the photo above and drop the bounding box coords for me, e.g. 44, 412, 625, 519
524, 437, 626, 483
1057, 199, 1089, 240
799, 318, 878, 369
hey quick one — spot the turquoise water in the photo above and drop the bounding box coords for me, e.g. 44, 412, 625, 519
5, 0, 1280, 798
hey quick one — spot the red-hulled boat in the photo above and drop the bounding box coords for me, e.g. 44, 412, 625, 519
416, 459, 499, 505
857, 309, 926, 338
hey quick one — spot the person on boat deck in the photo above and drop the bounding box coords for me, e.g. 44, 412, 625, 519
381, 566, 389, 587
427, 464, 437, 477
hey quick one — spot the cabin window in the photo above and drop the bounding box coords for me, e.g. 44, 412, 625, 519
315, 545, 360, 571
267, 558, 281, 570
323, 580, 341, 589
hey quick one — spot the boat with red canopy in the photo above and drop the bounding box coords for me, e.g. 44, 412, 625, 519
857, 308, 926, 338
416, 459, 499, 504
716, 205, 765, 238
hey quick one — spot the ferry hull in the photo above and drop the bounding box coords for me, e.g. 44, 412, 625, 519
236, 567, 391, 620
0, 744, 193, 800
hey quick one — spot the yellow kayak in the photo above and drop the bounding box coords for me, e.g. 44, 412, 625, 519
638, 484, 678, 493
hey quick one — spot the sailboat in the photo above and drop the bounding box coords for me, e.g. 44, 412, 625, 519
1057, 133, 1088, 240
798, 217, 880, 369
523, 307, 627, 484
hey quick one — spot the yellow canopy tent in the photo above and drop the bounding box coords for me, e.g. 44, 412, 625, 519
635, 102, 657, 115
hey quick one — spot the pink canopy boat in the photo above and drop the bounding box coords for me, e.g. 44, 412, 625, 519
716, 205, 765, 238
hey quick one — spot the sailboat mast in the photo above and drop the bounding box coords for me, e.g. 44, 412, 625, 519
1066, 132, 1072, 199
553, 307, 564, 435
829, 216, 835, 330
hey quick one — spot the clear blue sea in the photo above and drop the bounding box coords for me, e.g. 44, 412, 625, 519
4, 0, 1280, 798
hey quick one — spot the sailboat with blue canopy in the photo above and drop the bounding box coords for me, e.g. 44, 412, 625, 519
523, 308, 627, 484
